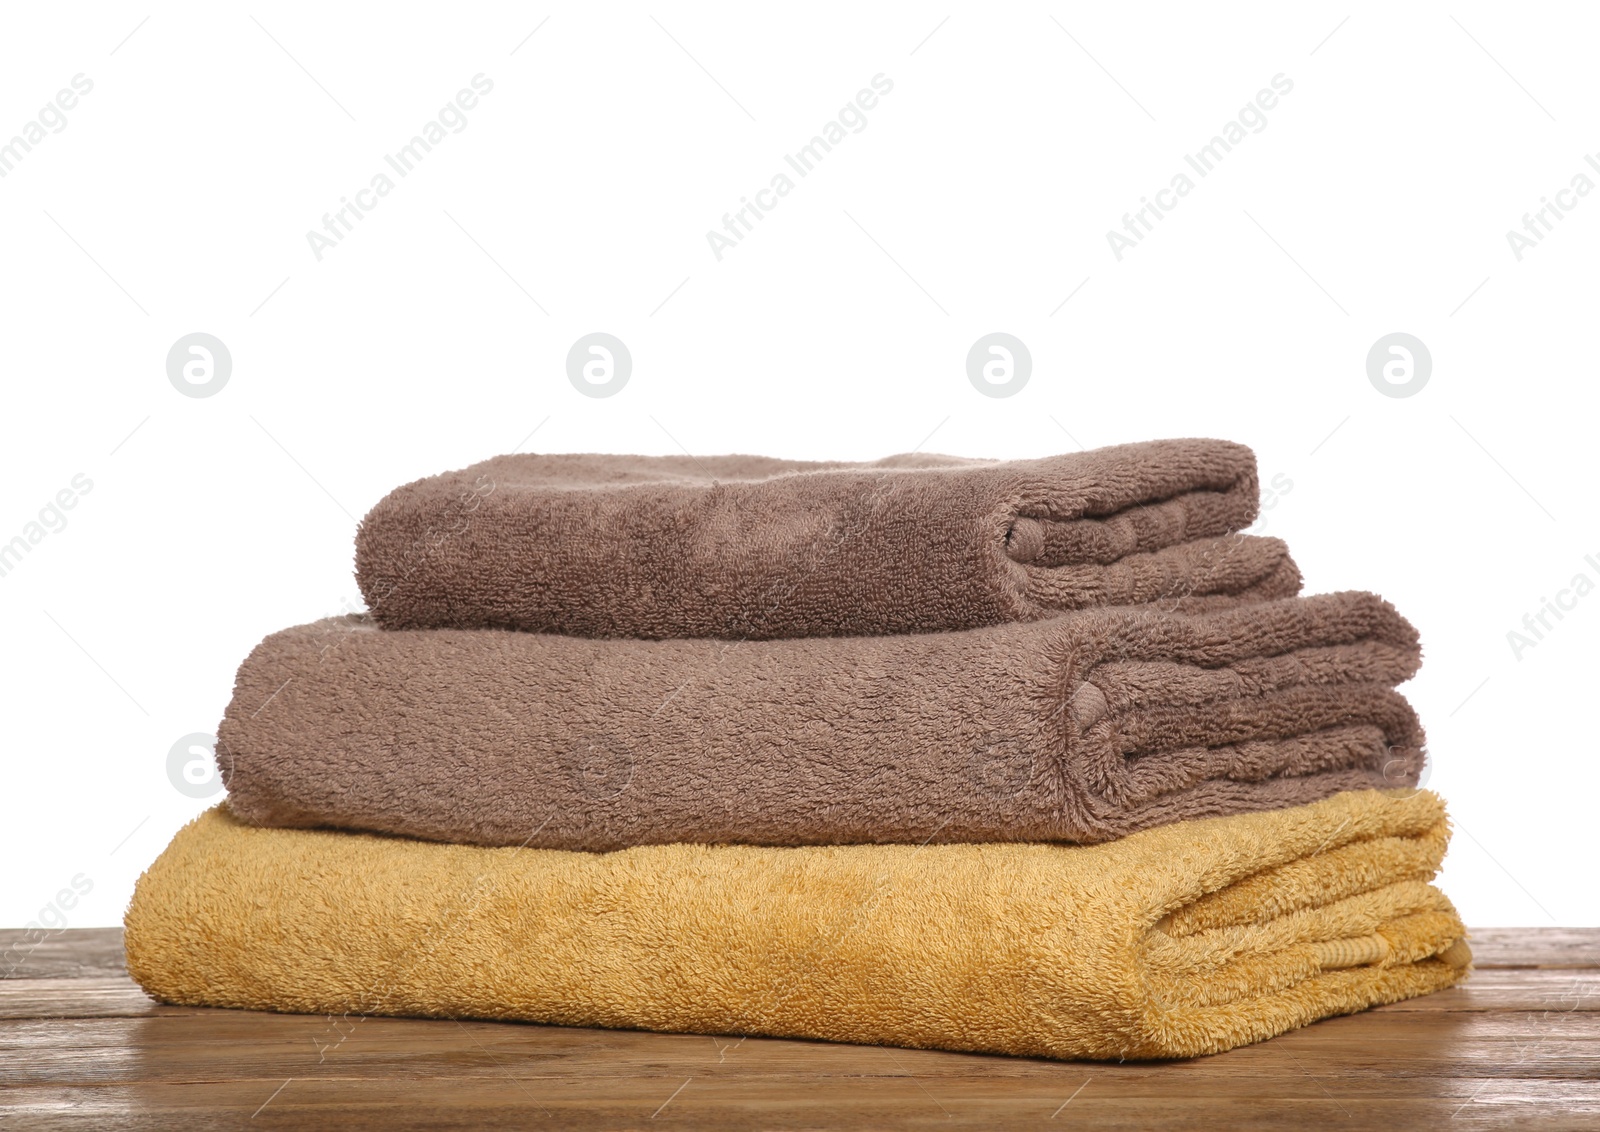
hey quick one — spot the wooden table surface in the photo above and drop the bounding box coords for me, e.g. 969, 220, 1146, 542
2, 928, 1596, 1130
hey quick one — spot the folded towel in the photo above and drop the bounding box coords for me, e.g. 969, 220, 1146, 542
354, 439, 1298, 639
218, 591, 1426, 850
123, 790, 1469, 1060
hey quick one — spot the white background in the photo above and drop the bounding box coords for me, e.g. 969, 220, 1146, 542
2, 1, 1595, 930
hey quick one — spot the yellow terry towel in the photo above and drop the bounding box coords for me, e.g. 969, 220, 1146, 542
124, 790, 1469, 1060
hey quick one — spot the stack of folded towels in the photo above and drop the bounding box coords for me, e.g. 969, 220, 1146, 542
124, 438, 1469, 1060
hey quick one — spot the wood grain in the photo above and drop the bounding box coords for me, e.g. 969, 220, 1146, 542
1, 928, 1596, 1130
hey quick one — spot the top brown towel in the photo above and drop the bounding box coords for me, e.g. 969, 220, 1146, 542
356, 438, 1293, 639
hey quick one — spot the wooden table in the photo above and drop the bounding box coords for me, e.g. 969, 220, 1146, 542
2, 928, 1596, 1129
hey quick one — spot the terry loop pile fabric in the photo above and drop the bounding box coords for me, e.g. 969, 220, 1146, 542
123, 790, 1469, 1061
128, 436, 1466, 1059
354, 439, 1299, 639
218, 591, 1426, 851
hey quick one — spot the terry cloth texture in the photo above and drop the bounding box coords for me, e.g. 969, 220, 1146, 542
217, 591, 1427, 851
354, 439, 1300, 639
123, 790, 1470, 1061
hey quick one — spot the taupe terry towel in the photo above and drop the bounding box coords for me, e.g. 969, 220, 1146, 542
218, 592, 1426, 851
355, 439, 1297, 639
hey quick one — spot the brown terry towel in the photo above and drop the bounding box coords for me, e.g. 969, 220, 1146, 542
218, 592, 1426, 851
354, 439, 1299, 639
